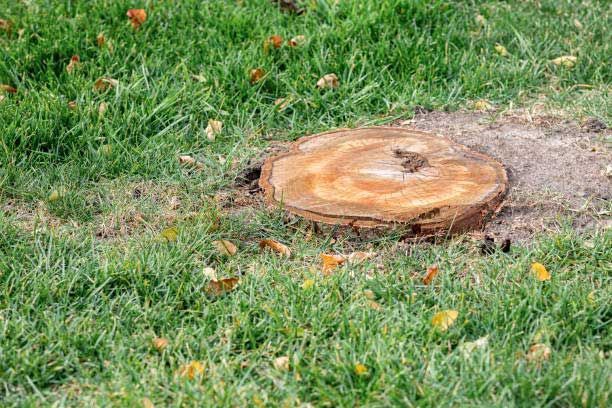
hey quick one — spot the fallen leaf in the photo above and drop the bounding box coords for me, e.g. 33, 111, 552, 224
250, 68, 265, 84
0, 84, 17, 94
127, 9, 147, 29
320, 253, 346, 274
274, 97, 290, 111
316, 73, 339, 89
354, 363, 368, 376
152, 337, 169, 351
363, 289, 375, 300
65, 55, 80, 74
347, 251, 375, 264
573, 19, 583, 30
213, 240, 237, 256
96, 32, 106, 47
67, 100, 77, 110
98, 102, 108, 116
531, 262, 551, 281
431, 310, 459, 331
178, 155, 204, 170
475, 14, 486, 26
494, 44, 509, 57
203, 267, 218, 280
267, 35, 283, 49
142, 397, 155, 408
459, 336, 488, 356
93, 77, 118, 92
474, 99, 493, 111
177, 361, 205, 380
0, 19, 11, 33
526, 343, 551, 364
422, 264, 439, 285
207, 277, 239, 295
206, 119, 223, 141
551, 55, 577, 68
48, 190, 62, 202
368, 300, 382, 311
160, 226, 178, 242
260, 239, 291, 257
302, 279, 315, 290
288, 35, 306, 47
273, 356, 290, 370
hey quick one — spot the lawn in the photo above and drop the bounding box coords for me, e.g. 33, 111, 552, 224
0, 0, 611, 406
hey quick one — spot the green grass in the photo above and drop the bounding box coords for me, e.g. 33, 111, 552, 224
0, 0, 610, 406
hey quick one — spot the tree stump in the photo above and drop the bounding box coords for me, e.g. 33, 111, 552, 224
259, 127, 507, 235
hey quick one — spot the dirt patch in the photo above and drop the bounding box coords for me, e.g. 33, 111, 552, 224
395, 110, 611, 241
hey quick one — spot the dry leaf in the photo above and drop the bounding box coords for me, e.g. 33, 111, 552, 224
320, 253, 346, 274
213, 240, 237, 256
316, 73, 339, 89
98, 102, 108, 116
203, 267, 218, 280
363, 289, 375, 300
531, 262, 551, 281
93, 77, 118, 91
573, 19, 583, 30
127, 9, 147, 29
0, 19, 11, 33
347, 251, 375, 264
207, 277, 239, 295
250, 68, 265, 84
368, 300, 382, 311
260, 239, 291, 257
302, 279, 315, 290
475, 14, 486, 26
206, 119, 223, 141
142, 397, 155, 408
274, 97, 290, 111
48, 190, 61, 202
422, 265, 439, 285
474, 100, 492, 111
178, 155, 204, 170
177, 361, 205, 380
459, 336, 488, 356
65, 55, 80, 74
96, 32, 106, 47
288, 35, 306, 47
273, 356, 290, 370
152, 337, 169, 351
432, 310, 459, 331
354, 363, 368, 376
0, 84, 17, 94
526, 343, 551, 363
160, 226, 178, 242
551, 55, 577, 68
67, 100, 77, 110
268, 35, 283, 49
494, 44, 509, 57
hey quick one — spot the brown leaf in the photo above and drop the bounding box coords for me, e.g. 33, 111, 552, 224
260, 239, 291, 257
67, 100, 77, 110
422, 264, 439, 285
316, 73, 339, 89
98, 101, 108, 116
178, 155, 204, 170
177, 361, 205, 380
152, 337, 169, 351
347, 251, 375, 264
207, 277, 239, 295
66, 55, 80, 74
273, 356, 290, 370
0, 19, 12, 33
0, 84, 17, 94
526, 343, 551, 364
288, 35, 306, 47
321, 253, 345, 274
250, 68, 265, 84
93, 77, 118, 92
267, 35, 283, 49
213, 240, 237, 256
96, 32, 106, 47
127, 9, 147, 29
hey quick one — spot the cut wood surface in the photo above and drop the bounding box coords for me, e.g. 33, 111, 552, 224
259, 127, 508, 234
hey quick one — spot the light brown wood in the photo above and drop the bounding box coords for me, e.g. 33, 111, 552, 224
259, 127, 507, 234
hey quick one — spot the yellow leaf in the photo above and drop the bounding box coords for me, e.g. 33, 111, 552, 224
494, 44, 509, 57
207, 277, 239, 295
93, 77, 118, 92
302, 279, 315, 290
142, 397, 155, 408
526, 343, 551, 363
432, 310, 459, 331
152, 337, 169, 352
160, 227, 178, 242
273, 356, 290, 370
474, 99, 493, 111
354, 363, 368, 376
126, 9, 147, 29
205, 119, 223, 141
250, 68, 265, 84
259, 239, 291, 257
177, 361, 205, 380
316, 73, 339, 89
65, 55, 80, 74
320, 253, 345, 274
48, 189, 62, 202
551, 55, 577, 68
422, 264, 439, 285
531, 262, 551, 281
213, 240, 237, 256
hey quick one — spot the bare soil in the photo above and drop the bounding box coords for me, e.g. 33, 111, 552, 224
395, 110, 611, 241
